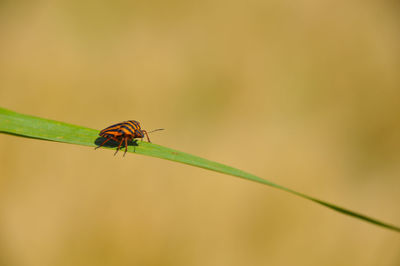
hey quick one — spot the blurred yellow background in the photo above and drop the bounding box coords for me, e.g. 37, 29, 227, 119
1, 0, 399, 265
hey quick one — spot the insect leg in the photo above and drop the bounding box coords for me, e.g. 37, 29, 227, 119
123, 137, 128, 157
95, 138, 112, 150
114, 138, 124, 156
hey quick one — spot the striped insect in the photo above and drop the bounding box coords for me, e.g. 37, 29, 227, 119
95, 120, 163, 156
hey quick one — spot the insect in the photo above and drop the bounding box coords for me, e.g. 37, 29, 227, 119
95, 120, 163, 156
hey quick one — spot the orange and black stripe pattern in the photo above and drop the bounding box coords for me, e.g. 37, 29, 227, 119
95, 120, 153, 156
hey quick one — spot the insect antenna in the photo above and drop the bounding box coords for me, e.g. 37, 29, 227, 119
147, 128, 165, 134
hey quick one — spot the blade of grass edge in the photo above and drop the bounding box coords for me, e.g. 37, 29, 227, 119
0, 107, 399, 233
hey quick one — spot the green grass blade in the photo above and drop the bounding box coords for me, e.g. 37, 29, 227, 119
0, 107, 399, 233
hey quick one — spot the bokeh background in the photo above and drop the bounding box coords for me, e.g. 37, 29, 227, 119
1, 0, 400, 265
